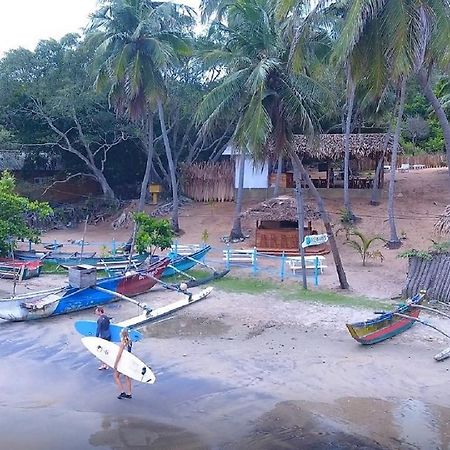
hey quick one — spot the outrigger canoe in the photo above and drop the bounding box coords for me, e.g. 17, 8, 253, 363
0, 258, 169, 322
346, 292, 425, 345
0, 259, 43, 280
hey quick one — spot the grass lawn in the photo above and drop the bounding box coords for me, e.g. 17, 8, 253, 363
165, 270, 394, 310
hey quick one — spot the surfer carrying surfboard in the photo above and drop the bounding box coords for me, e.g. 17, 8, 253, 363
95, 307, 111, 370
114, 329, 133, 399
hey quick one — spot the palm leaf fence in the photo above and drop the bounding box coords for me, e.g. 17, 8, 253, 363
396, 154, 447, 168
404, 253, 450, 303
180, 161, 235, 202
434, 205, 450, 236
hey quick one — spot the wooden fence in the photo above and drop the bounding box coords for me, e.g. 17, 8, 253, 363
396, 154, 447, 168
181, 161, 235, 202
403, 254, 450, 302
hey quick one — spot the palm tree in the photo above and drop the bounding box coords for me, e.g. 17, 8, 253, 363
90, 0, 192, 230
197, 0, 349, 288
332, 0, 450, 248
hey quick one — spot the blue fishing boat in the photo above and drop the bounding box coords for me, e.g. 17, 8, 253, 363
0, 258, 170, 322
162, 245, 211, 277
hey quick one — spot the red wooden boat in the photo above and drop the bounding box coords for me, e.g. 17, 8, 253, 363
346, 293, 425, 345
0, 258, 43, 280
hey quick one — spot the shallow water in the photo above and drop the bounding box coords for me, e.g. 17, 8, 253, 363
2, 313, 450, 449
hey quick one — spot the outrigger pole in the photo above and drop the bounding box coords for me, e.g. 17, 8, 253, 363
392, 313, 450, 339
93, 286, 151, 311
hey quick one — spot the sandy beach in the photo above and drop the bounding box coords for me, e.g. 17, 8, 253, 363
2, 278, 450, 450
1, 168, 450, 449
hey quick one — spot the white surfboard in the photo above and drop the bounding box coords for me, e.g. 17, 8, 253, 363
81, 336, 156, 384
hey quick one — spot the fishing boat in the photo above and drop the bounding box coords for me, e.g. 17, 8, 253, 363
0, 259, 43, 280
14, 249, 150, 270
346, 292, 425, 345
162, 245, 211, 277
59, 253, 150, 270
0, 258, 170, 322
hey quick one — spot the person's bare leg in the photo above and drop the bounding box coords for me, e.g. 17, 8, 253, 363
124, 377, 132, 397
114, 371, 125, 394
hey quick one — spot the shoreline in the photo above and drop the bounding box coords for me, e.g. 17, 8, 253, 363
2, 285, 450, 449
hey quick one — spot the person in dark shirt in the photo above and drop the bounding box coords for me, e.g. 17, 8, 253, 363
95, 307, 111, 370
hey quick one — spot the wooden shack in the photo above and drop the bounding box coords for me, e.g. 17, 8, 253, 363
241, 196, 327, 256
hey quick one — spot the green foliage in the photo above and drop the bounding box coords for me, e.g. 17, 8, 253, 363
339, 208, 355, 225
201, 229, 209, 243
0, 171, 52, 255
133, 212, 173, 255
398, 249, 433, 260
344, 230, 386, 266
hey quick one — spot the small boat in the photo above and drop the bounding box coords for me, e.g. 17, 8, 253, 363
346, 292, 425, 345
59, 253, 150, 270
15, 249, 150, 270
162, 245, 211, 277
0, 258, 170, 322
0, 259, 43, 280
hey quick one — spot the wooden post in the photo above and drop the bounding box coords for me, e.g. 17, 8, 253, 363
280, 251, 285, 282
112, 238, 116, 256
226, 247, 230, 270
314, 256, 319, 286
252, 247, 258, 275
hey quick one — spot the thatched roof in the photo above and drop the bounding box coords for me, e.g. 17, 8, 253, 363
241, 196, 320, 222
435, 205, 450, 235
293, 133, 396, 160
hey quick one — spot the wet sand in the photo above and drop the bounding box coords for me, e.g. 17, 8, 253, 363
2, 284, 450, 449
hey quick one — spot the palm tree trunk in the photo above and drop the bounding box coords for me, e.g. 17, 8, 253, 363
138, 112, 154, 212
289, 149, 349, 289
418, 68, 450, 190
387, 77, 407, 248
292, 156, 307, 289
370, 130, 391, 206
157, 99, 179, 233
344, 66, 356, 219
230, 153, 245, 240
274, 154, 283, 197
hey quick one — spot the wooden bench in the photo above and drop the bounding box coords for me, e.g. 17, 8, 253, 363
171, 244, 203, 256
223, 248, 256, 265
286, 255, 327, 274
412, 164, 425, 170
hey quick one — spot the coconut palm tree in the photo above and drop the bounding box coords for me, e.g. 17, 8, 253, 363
197, 0, 349, 288
90, 0, 192, 230
332, 0, 450, 248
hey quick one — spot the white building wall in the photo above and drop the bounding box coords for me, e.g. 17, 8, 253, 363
235, 156, 268, 189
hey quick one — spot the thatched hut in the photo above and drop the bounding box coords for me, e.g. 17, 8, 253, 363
270, 133, 395, 189
241, 196, 326, 255
434, 205, 450, 236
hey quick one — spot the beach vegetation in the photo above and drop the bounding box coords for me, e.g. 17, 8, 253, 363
0, 171, 52, 256
133, 212, 173, 255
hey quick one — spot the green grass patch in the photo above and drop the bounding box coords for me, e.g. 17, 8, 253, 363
161, 269, 394, 310
42, 262, 108, 277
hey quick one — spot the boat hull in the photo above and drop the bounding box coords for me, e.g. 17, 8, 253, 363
0, 259, 42, 280
0, 258, 169, 321
346, 293, 424, 345
162, 246, 210, 277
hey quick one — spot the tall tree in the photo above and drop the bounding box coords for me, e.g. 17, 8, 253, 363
197, 0, 349, 288
91, 0, 193, 228
333, 0, 450, 247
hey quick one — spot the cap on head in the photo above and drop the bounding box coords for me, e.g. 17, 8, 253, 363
95, 307, 104, 314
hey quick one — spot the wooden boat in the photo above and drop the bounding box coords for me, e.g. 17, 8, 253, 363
0, 258, 170, 322
162, 245, 211, 277
346, 293, 425, 345
0, 259, 43, 280
15, 249, 150, 270
59, 253, 150, 270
